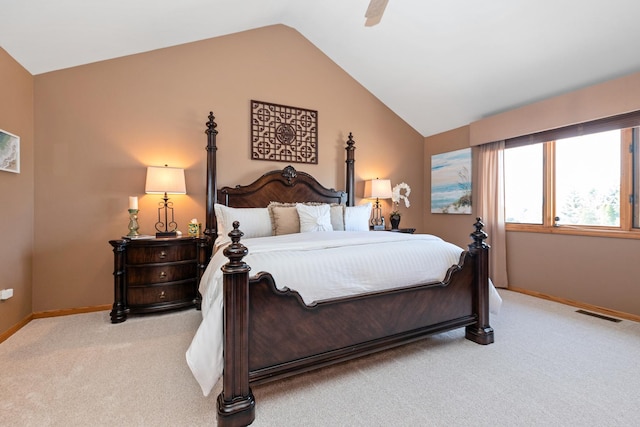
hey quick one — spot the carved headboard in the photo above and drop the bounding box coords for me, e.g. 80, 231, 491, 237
217, 165, 347, 208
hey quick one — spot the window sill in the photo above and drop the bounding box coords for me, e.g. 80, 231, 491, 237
506, 223, 640, 240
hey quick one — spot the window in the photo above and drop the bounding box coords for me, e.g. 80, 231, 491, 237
504, 144, 543, 224
504, 111, 640, 238
555, 130, 621, 227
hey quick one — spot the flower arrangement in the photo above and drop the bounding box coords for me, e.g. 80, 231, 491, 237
390, 182, 411, 217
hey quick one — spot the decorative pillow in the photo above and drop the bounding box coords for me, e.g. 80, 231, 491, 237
268, 202, 344, 235
269, 204, 301, 235
296, 203, 333, 232
330, 204, 345, 231
344, 203, 372, 231
214, 204, 272, 239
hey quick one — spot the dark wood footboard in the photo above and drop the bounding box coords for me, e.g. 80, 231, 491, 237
248, 261, 474, 383
216, 219, 493, 427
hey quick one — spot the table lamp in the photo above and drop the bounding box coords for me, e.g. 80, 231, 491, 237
364, 178, 392, 230
145, 165, 186, 237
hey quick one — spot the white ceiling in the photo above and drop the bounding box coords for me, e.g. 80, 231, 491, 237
2, 0, 640, 137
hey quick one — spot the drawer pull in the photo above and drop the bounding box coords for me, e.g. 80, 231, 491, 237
159, 250, 167, 259
159, 291, 166, 299
159, 271, 167, 279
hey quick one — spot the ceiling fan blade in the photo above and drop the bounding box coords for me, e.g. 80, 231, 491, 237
365, 0, 388, 27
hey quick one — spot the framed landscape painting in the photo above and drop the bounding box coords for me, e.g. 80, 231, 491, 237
0, 129, 20, 174
431, 148, 472, 214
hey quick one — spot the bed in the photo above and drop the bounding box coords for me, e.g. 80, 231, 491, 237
188, 112, 495, 427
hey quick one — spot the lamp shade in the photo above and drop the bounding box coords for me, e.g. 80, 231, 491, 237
363, 178, 392, 199
145, 165, 186, 194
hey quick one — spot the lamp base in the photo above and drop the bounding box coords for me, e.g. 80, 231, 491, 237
156, 231, 178, 238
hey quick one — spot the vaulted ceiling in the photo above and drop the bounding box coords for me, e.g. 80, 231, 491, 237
2, 0, 640, 137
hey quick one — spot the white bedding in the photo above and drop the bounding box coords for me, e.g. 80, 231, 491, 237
186, 231, 502, 396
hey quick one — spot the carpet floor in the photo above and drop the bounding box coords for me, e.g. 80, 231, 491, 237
1, 290, 639, 426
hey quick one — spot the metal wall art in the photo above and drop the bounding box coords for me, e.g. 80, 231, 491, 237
251, 100, 318, 164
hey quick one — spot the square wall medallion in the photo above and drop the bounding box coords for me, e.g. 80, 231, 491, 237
251, 100, 318, 164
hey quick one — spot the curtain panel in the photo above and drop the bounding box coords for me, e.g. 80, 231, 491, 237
477, 141, 509, 288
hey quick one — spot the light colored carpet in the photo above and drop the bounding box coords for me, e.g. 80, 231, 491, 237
1, 290, 639, 426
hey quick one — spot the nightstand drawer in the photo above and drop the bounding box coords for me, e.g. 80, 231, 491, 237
126, 244, 197, 264
127, 263, 197, 285
127, 282, 195, 306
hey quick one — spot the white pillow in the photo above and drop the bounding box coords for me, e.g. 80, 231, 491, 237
296, 203, 333, 233
344, 203, 372, 231
214, 204, 273, 240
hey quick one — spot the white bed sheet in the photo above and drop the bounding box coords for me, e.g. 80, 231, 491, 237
186, 231, 502, 396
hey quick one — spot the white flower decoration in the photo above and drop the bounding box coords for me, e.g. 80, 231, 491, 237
391, 182, 411, 211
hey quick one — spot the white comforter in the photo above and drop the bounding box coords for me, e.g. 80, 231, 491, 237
186, 231, 501, 396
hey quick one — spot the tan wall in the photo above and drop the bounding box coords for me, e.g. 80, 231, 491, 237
0, 48, 34, 333
506, 232, 640, 316
422, 126, 479, 249
469, 71, 640, 145
31, 25, 424, 313
426, 71, 640, 317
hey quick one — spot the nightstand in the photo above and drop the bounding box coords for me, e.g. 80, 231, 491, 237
387, 228, 416, 234
109, 236, 209, 323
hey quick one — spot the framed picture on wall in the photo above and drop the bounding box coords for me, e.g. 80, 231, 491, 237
431, 148, 471, 214
0, 129, 20, 174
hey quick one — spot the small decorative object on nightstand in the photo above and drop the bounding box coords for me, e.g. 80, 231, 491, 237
389, 213, 401, 230
126, 196, 140, 237
127, 209, 140, 237
187, 218, 201, 237
109, 236, 209, 323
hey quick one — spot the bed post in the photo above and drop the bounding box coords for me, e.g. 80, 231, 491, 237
465, 218, 494, 345
217, 222, 255, 427
345, 132, 356, 207
205, 112, 218, 244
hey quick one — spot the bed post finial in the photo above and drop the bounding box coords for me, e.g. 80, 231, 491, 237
218, 220, 256, 427
470, 217, 489, 250
206, 112, 218, 134
345, 132, 356, 206
223, 221, 249, 269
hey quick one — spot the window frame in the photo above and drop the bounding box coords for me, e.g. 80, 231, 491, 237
505, 115, 640, 240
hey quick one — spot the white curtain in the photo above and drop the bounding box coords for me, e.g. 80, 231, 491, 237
477, 141, 509, 288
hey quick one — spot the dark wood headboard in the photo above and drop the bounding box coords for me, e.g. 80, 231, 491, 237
217, 165, 347, 208
203, 112, 356, 243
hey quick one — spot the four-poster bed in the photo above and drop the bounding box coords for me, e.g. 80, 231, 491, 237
190, 112, 494, 427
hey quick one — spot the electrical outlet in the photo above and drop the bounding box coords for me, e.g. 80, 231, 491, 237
0, 288, 13, 300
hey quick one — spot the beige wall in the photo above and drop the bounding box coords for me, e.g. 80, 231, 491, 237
426, 72, 640, 317
422, 126, 479, 249
30, 25, 424, 314
0, 48, 34, 333
506, 232, 640, 316
469, 72, 640, 145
